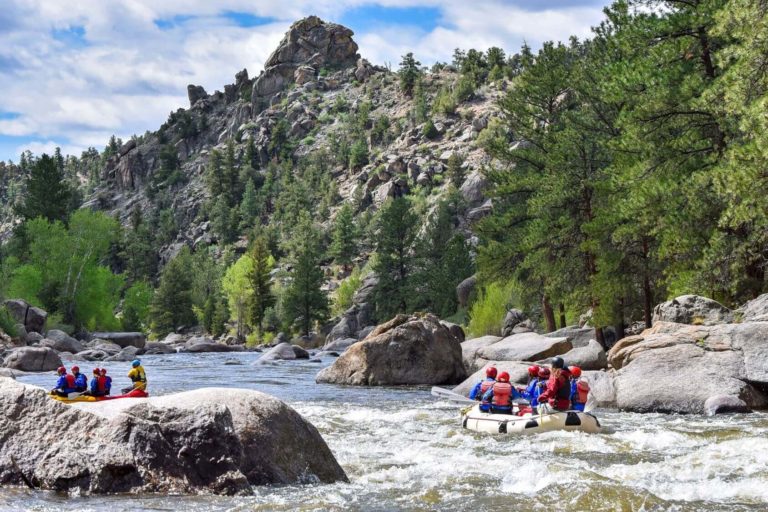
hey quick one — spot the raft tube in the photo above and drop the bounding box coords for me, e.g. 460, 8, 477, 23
462, 404, 601, 435
50, 389, 149, 403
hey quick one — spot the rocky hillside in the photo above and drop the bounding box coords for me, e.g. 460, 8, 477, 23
85, 15, 498, 265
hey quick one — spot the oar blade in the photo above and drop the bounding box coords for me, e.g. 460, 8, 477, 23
430, 386, 476, 404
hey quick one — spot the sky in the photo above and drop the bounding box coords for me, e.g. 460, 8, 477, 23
0, 0, 612, 163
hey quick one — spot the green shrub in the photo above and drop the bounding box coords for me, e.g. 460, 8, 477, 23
467, 281, 519, 337
433, 86, 457, 116
348, 139, 369, 169
422, 119, 439, 140
0, 307, 18, 337
454, 75, 476, 103
333, 267, 362, 316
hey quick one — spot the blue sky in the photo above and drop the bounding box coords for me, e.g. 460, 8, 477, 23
0, 1, 612, 163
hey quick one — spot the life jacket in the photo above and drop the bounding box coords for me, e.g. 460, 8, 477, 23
74, 373, 88, 391
65, 374, 75, 388
130, 367, 147, 383
480, 379, 494, 395
104, 376, 112, 392
576, 380, 590, 403
491, 382, 512, 407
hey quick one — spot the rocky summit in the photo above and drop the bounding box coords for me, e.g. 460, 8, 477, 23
0, 378, 347, 495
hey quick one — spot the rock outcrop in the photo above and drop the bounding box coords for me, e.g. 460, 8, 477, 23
251, 16, 359, 110
316, 314, 466, 385
3, 346, 62, 371
652, 295, 732, 325
4, 299, 47, 334
90, 332, 146, 349
0, 379, 347, 494
476, 332, 572, 363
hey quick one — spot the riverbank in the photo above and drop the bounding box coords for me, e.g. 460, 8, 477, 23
4, 352, 766, 511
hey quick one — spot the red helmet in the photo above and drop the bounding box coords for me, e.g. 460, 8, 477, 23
569, 366, 582, 378
538, 368, 551, 379
100, 368, 107, 375
485, 366, 498, 378
71, 366, 80, 373
93, 368, 101, 375
527, 365, 540, 377
57, 366, 66, 375
497, 371, 510, 383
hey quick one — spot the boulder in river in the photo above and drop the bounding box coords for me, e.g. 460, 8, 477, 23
0, 379, 347, 494
258, 342, 298, 362
90, 332, 146, 349
183, 336, 243, 353
316, 314, 467, 386
42, 330, 84, 354
557, 339, 607, 371
3, 346, 62, 372
322, 337, 358, 353
477, 332, 572, 363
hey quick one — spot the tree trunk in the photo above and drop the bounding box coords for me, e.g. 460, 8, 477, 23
542, 295, 556, 333
642, 238, 653, 328
558, 303, 566, 329
614, 297, 625, 342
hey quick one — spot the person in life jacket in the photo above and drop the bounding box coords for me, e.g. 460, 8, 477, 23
51, 366, 77, 397
482, 371, 521, 415
86, 368, 108, 397
124, 359, 147, 393
537, 357, 572, 413
71, 366, 88, 393
522, 365, 540, 401
568, 366, 584, 411
100, 368, 112, 395
470, 366, 497, 401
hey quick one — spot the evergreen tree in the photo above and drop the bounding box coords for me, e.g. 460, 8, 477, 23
330, 203, 358, 270
446, 152, 465, 187
16, 154, 74, 223
371, 197, 417, 320
247, 235, 274, 329
239, 178, 260, 229
282, 213, 328, 336
398, 52, 422, 97
150, 247, 195, 337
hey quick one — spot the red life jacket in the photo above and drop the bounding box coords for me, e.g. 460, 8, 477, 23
480, 380, 494, 395
65, 374, 75, 388
491, 382, 512, 407
97, 375, 107, 392
576, 380, 590, 403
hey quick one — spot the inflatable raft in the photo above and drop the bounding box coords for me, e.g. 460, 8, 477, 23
462, 404, 601, 435
50, 389, 149, 403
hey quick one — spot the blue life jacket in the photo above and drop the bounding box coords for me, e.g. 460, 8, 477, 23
530, 381, 546, 407
524, 378, 539, 401
74, 373, 88, 392
570, 379, 585, 411
104, 376, 112, 393
55, 375, 76, 393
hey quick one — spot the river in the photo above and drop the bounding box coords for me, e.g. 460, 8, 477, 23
4, 352, 767, 511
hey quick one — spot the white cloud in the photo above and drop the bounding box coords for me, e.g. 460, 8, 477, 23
0, 0, 608, 161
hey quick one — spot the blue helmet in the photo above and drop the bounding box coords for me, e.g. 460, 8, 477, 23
131, 359, 141, 367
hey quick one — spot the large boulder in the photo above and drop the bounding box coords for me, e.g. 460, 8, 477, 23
3, 346, 62, 371
91, 332, 146, 349
322, 337, 358, 353
316, 314, 467, 386
607, 320, 768, 413
652, 295, 732, 325
440, 321, 465, 343
460, 335, 502, 373
0, 380, 347, 494
558, 340, 607, 371
501, 309, 528, 337
252, 16, 359, 109
42, 330, 84, 354
451, 361, 531, 397
737, 293, 768, 322
143, 342, 176, 355
4, 299, 47, 334
581, 370, 617, 408
456, 275, 477, 309
477, 332, 572, 363
104, 346, 140, 362
258, 342, 298, 362
545, 325, 594, 349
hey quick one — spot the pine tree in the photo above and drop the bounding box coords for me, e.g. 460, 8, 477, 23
371, 197, 417, 320
16, 154, 74, 223
398, 52, 422, 97
446, 152, 465, 187
239, 178, 260, 229
247, 235, 274, 329
150, 247, 196, 337
330, 203, 358, 270
282, 213, 328, 336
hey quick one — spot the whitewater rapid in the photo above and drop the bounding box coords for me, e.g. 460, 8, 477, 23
5, 352, 767, 511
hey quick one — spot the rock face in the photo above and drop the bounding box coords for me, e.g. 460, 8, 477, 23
652, 295, 732, 325
3, 346, 62, 371
316, 314, 466, 385
90, 332, 146, 349
0, 380, 347, 494
607, 317, 768, 413
4, 299, 47, 334
252, 16, 359, 110
477, 332, 572, 363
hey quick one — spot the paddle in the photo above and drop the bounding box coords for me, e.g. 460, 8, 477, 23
583, 392, 597, 413
430, 387, 477, 404
66, 391, 83, 399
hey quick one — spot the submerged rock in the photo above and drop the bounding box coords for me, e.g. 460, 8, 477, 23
0, 379, 347, 495
316, 314, 466, 386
